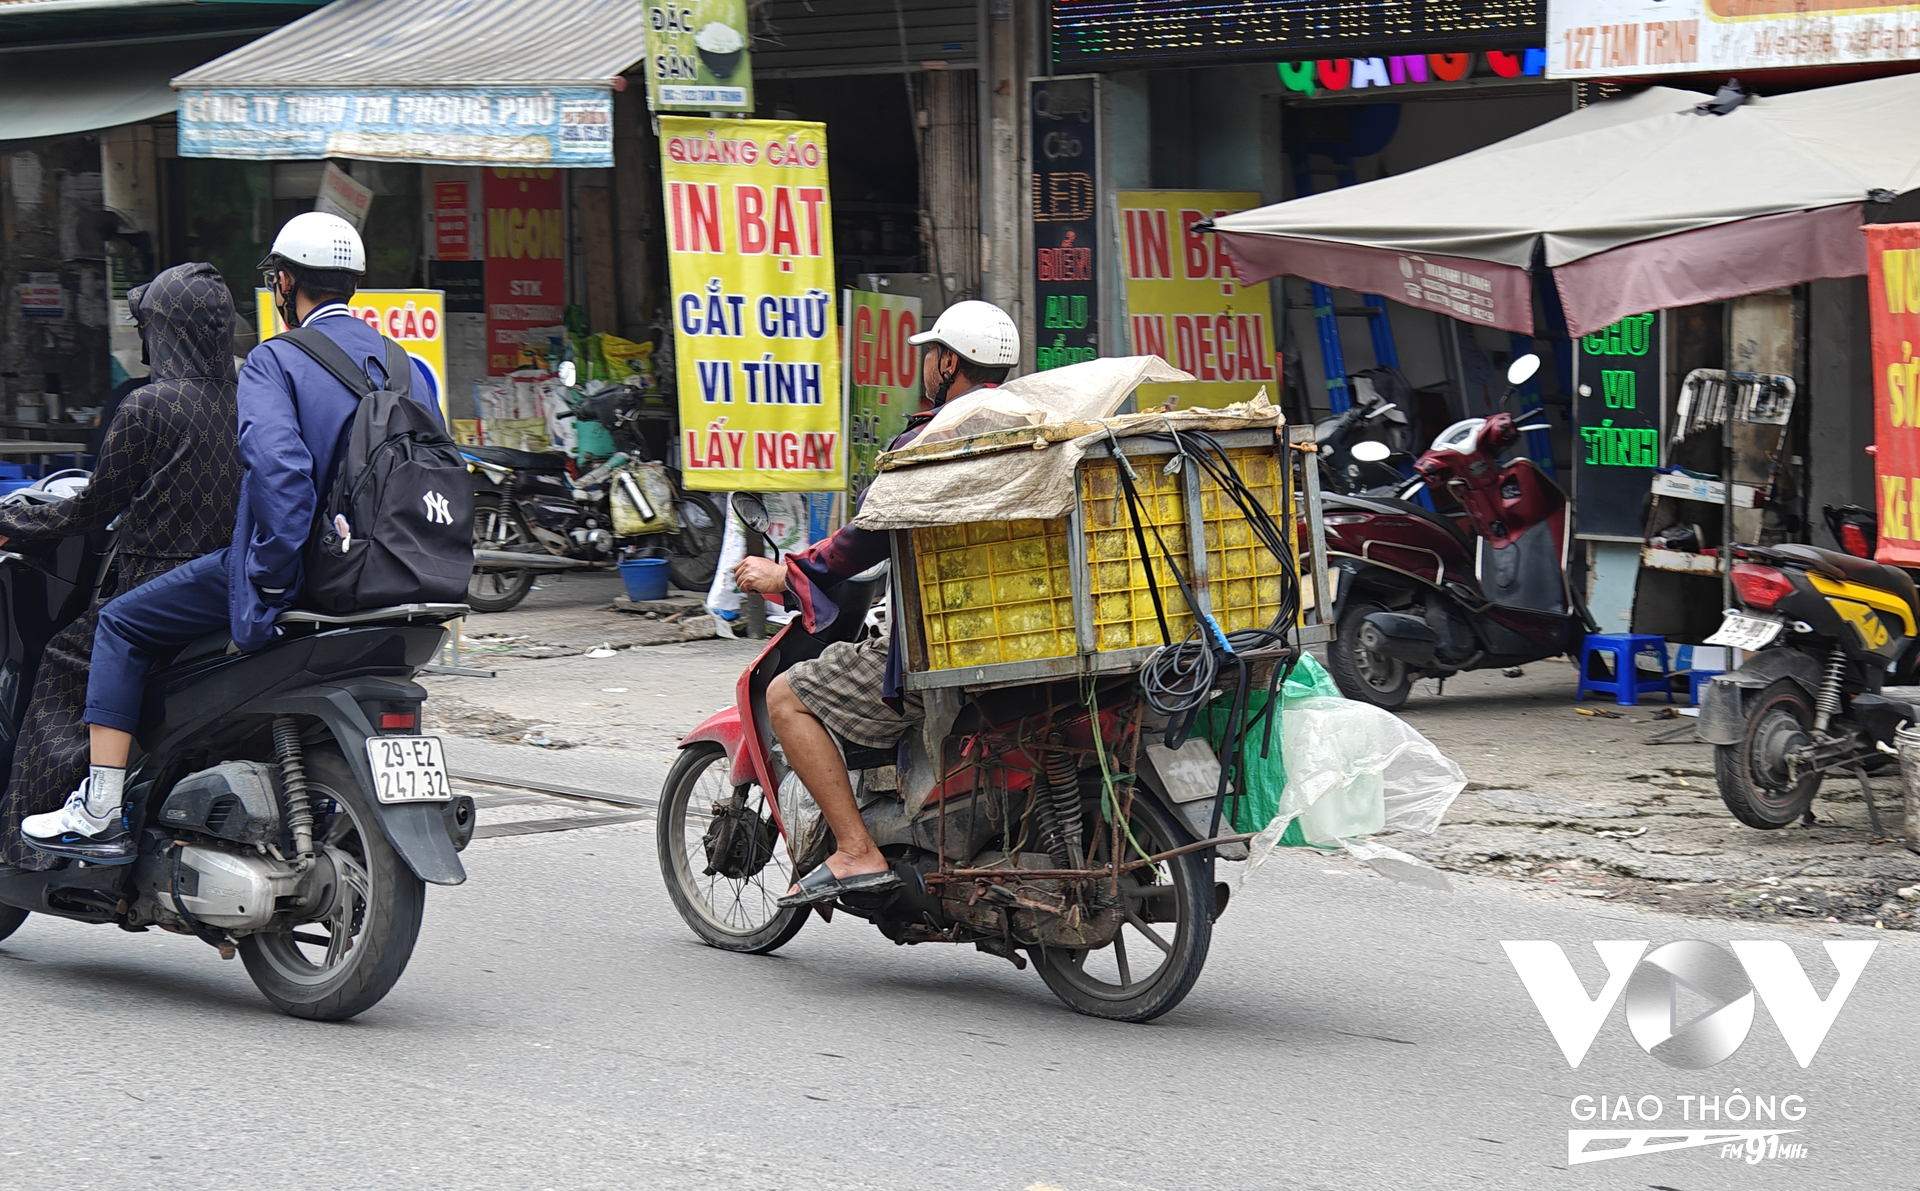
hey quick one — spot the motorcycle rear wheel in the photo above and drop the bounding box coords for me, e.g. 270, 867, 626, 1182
469, 495, 537, 613
239, 743, 426, 1020
656, 743, 807, 954
1031, 794, 1213, 1023
668, 492, 723, 593
1716, 679, 1823, 829
0, 905, 27, 942
1328, 599, 1412, 710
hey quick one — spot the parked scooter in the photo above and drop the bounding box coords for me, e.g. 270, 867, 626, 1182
466, 361, 723, 612
654, 493, 1239, 1023
1323, 355, 1596, 708
1313, 381, 1412, 495
0, 483, 474, 1020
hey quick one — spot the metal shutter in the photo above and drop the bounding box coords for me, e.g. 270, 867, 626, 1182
753, 0, 979, 77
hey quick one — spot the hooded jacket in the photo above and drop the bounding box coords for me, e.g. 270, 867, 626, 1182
0, 262, 240, 569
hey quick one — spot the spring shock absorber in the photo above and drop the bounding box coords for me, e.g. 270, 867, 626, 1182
273, 716, 315, 860
1043, 734, 1085, 870
1813, 646, 1847, 734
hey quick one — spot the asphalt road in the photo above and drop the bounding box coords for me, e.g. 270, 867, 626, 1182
0, 808, 1912, 1189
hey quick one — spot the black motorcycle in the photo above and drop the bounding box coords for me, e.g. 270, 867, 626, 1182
0, 512, 474, 1021
466, 367, 722, 612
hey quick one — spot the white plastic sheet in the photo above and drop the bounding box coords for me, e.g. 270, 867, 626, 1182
1239, 695, 1466, 890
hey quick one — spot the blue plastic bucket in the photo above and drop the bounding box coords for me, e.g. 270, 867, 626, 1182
619, 557, 669, 601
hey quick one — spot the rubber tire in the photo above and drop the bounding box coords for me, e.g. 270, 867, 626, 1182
238, 745, 427, 1021
655, 743, 807, 954
468, 495, 536, 613
0, 905, 27, 942
668, 492, 723, 593
1031, 795, 1214, 1024
1328, 599, 1413, 710
1715, 679, 1823, 829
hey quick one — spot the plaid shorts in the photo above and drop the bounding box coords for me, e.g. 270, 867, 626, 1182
783, 634, 925, 749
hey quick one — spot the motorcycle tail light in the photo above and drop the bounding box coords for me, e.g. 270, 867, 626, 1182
1730, 563, 1794, 610
1840, 523, 1873, 558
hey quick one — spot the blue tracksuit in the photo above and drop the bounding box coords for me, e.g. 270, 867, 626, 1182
83, 303, 440, 734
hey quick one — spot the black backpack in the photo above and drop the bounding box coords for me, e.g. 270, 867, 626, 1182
278, 327, 474, 613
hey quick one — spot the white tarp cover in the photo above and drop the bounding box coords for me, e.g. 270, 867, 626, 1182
851, 356, 1292, 529
1211, 75, 1920, 335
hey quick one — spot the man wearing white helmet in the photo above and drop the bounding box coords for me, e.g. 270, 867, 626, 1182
731, 300, 1018, 904
22, 212, 437, 861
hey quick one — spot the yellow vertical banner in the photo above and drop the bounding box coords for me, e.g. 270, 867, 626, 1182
1117, 190, 1277, 410
256, 288, 449, 421
660, 116, 842, 492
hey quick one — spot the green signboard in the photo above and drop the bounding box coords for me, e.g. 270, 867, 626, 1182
642, 0, 753, 113
1573, 311, 1662, 541
843, 288, 923, 505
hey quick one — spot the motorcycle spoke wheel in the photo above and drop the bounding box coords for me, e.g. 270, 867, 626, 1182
469, 496, 536, 613
1031, 794, 1212, 1023
668, 492, 723, 592
655, 743, 806, 954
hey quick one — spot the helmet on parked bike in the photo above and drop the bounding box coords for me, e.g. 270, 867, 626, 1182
908, 300, 1019, 367
258, 211, 365, 275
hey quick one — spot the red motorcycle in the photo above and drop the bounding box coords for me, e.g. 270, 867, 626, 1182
652, 496, 1241, 1023
1323, 355, 1596, 708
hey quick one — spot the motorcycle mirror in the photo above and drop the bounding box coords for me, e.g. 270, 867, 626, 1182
557, 360, 577, 387
731, 492, 774, 539
1350, 440, 1393, 464
1506, 353, 1541, 387
1516, 422, 1550, 432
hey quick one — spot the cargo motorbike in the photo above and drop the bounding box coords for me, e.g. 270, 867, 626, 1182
0, 484, 474, 1020
1701, 543, 1920, 830
655, 491, 1284, 1023
1322, 355, 1596, 708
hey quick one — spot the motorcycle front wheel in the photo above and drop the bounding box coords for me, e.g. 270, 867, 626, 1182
239, 743, 426, 1020
668, 492, 723, 593
1715, 678, 1823, 829
1031, 793, 1213, 1023
655, 743, 807, 954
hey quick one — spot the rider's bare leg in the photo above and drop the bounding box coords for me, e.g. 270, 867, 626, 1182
767, 674, 889, 888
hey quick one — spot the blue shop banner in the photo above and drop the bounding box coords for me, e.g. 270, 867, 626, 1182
176, 87, 615, 167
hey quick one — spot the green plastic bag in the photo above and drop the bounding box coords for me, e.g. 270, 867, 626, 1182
1196, 653, 1340, 838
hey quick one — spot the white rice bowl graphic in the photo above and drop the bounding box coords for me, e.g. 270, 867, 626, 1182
695, 21, 745, 79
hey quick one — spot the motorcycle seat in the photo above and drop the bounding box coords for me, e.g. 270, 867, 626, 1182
1768, 544, 1918, 607
164, 605, 470, 668
463, 445, 569, 471
1325, 492, 1474, 552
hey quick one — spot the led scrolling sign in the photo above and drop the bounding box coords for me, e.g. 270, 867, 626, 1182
1052, 0, 1545, 68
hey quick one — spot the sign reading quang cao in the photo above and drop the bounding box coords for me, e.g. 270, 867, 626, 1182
661, 117, 843, 493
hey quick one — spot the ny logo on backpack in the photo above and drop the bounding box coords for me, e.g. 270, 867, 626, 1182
278, 329, 474, 612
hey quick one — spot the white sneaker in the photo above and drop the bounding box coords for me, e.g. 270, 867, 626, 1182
21, 777, 132, 862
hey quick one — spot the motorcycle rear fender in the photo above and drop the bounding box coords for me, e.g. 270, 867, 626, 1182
252, 681, 467, 886
1695, 649, 1824, 746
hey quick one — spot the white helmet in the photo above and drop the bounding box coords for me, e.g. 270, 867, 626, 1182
908, 300, 1019, 367
258, 211, 365, 274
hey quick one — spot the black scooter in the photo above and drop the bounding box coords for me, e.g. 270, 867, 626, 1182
0, 516, 475, 1021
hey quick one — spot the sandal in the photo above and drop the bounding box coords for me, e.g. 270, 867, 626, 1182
776, 864, 901, 907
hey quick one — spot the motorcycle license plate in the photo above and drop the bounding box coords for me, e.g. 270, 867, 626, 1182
366, 736, 452, 804
1705, 612, 1785, 651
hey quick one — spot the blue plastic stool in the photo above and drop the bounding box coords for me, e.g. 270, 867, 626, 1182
1577, 633, 1674, 706
1671, 645, 1725, 707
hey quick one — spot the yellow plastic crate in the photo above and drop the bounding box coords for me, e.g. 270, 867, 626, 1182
911, 519, 1076, 670
1079, 446, 1289, 651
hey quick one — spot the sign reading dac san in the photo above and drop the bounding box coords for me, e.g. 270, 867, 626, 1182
660, 116, 841, 493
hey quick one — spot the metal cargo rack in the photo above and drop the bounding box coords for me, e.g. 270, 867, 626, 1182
893, 424, 1333, 693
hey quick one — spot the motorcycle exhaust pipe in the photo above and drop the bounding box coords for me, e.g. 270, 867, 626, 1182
1358, 612, 1440, 667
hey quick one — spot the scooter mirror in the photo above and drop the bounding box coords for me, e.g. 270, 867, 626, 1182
557, 360, 577, 387
731, 492, 774, 538
1350, 440, 1393, 464
1506, 353, 1541, 387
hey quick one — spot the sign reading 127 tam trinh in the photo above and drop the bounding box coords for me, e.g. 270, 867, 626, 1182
661, 116, 841, 492
1868, 223, 1920, 567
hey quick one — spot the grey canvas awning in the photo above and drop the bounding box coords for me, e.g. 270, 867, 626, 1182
1211, 75, 1920, 336
172, 0, 647, 166
0, 35, 254, 142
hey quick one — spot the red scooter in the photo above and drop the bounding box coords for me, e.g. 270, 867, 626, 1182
652, 495, 1236, 1022
1323, 355, 1597, 708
